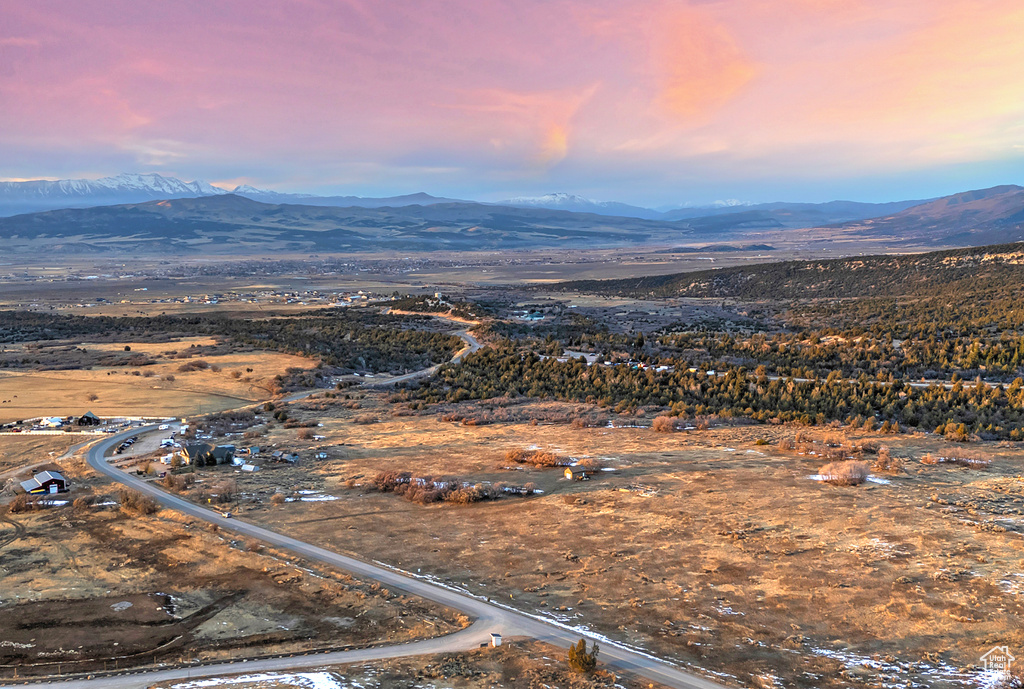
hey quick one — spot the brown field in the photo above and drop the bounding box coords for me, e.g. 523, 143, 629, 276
0, 339, 313, 423
0, 435, 82, 474
0, 451, 463, 679
179, 392, 1024, 689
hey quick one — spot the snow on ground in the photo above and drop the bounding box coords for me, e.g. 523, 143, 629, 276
808, 645, 995, 688
166, 671, 355, 689
286, 494, 339, 502
806, 474, 890, 485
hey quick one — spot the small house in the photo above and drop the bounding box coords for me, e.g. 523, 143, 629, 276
564, 466, 589, 481
42, 417, 64, 428
77, 411, 102, 426
20, 470, 68, 494
183, 443, 213, 464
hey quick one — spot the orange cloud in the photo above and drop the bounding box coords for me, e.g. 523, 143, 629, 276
536, 124, 569, 167
657, 9, 758, 121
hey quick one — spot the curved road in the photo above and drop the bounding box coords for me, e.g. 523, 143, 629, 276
365, 328, 482, 387
16, 319, 726, 689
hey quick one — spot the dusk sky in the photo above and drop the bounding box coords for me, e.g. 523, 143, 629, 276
2, 0, 1023, 206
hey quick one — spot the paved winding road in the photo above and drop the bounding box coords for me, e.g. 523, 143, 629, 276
14, 318, 726, 689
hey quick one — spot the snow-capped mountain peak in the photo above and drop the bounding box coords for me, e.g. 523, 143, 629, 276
498, 192, 662, 219
232, 184, 267, 194
0, 172, 228, 216
95, 172, 226, 196
504, 192, 595, 207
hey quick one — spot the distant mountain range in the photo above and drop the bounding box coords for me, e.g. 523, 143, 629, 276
0, 173, 1021, 255
834, 184, 1024, 245
0, 173, 466, 216
0, 194, 701, 255
498, 192, 661, 219
228, 186, 467, 209
0, 173, 225, 215
1, 173, 925, 228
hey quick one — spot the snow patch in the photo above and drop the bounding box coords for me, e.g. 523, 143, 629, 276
165, 671, 350, 688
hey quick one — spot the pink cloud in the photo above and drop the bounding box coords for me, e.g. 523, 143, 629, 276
0, 0, 1021, 196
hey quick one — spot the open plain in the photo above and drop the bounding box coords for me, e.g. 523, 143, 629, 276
166, 390, 1024, 689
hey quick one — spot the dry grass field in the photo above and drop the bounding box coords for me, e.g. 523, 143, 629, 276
0, 435, 81, 474
183, 392, 1024, 689
0, 451, 464, 679
0, 337, 314, 423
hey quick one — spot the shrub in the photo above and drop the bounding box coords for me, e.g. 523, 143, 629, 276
567, 638, 599, 673
270, 492, 287, 505
944, 422, 972, 442
298, 428, 314, 440
504, 448, 566, 467
353, 414, 377, 425
161, 473, 195, 491
921, 451, 990, 469
118, 488, 159, 515
444, 486, 484, 505
374, 470, 411, 492
7, 494, 32, 514
818, 460, 870, 486
872, 447, 905, 475
651, 415, 676, 433
72, 496, 95, 511
858, 440, 880, 454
